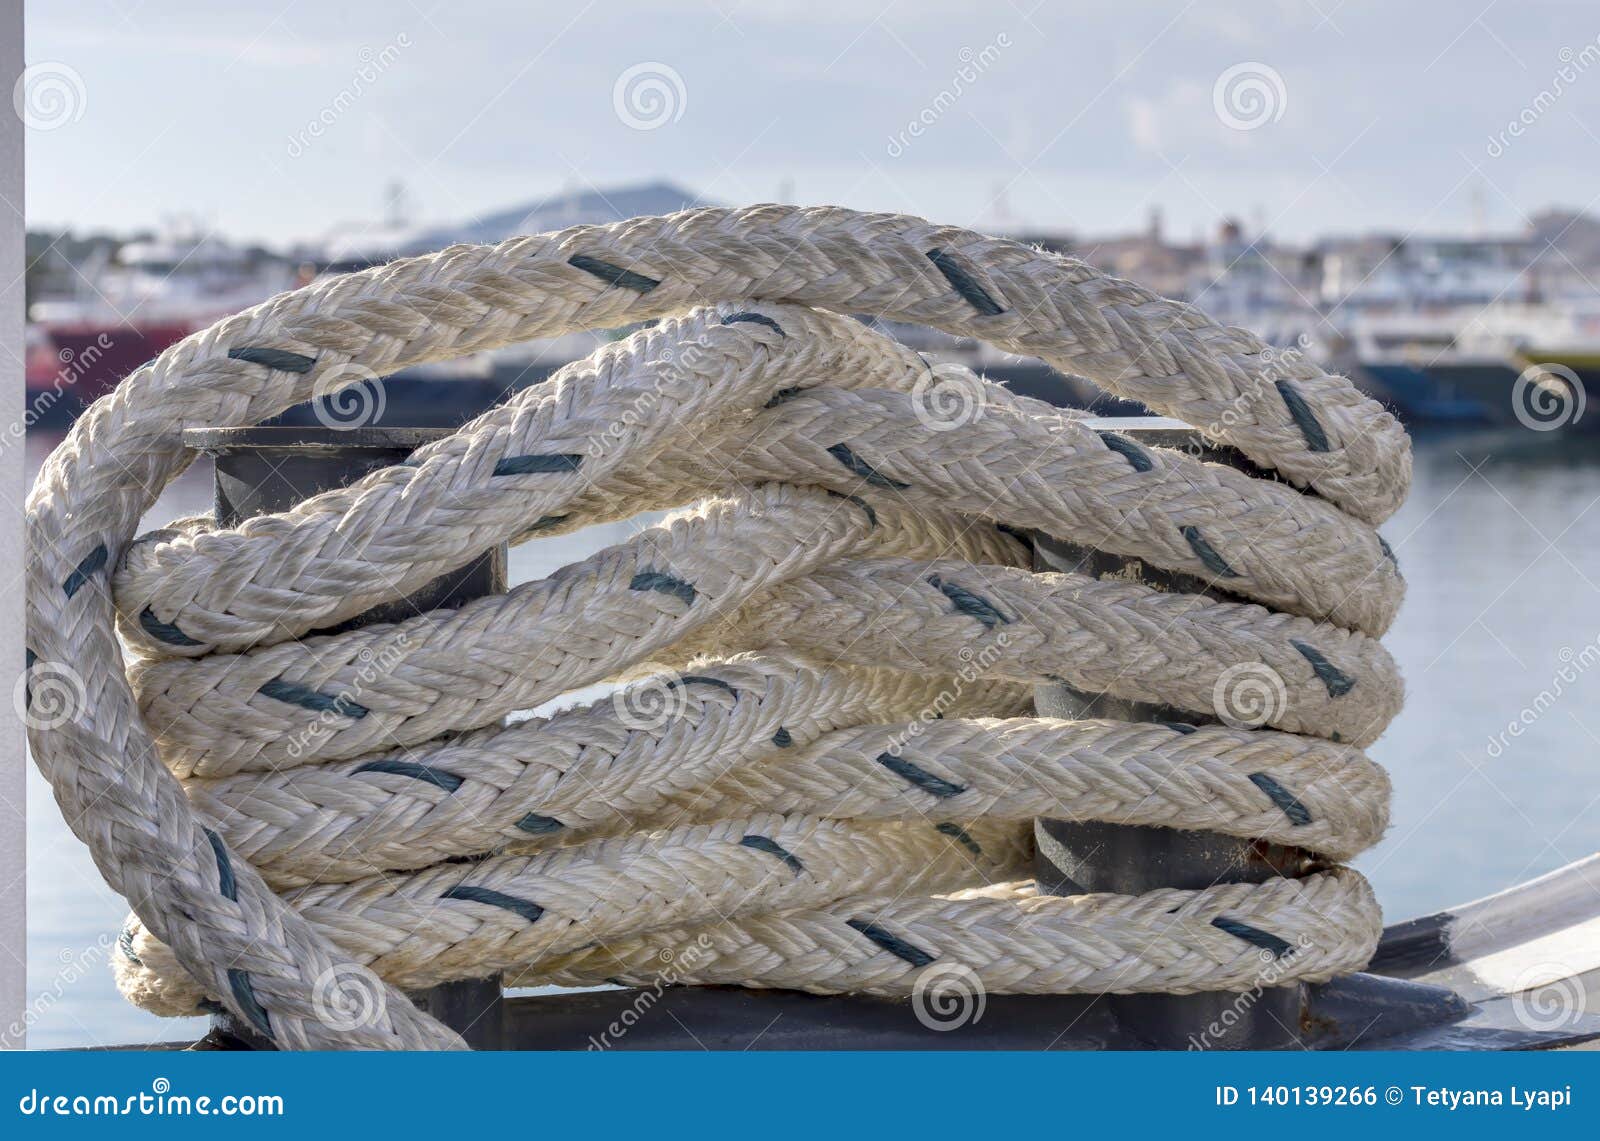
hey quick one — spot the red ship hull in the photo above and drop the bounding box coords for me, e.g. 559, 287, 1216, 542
25, 321, 194, 429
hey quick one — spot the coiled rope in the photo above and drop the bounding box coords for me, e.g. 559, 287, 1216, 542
24, 205, 1408, 1050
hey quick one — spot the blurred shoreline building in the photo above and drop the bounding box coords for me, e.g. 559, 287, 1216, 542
23, 182, 1600, 432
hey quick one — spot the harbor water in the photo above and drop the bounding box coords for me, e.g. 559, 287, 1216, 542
21, 423, 1600, 1048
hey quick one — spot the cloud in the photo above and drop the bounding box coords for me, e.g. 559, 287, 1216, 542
1125, 80, 1247, 156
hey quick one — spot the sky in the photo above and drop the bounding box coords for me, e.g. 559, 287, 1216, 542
20, 0, 1600, 247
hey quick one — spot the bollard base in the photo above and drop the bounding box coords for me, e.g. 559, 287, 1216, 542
410, 976, 506, 1051
185, 426, 511, 1049
1030, 417, 1315, 1050
1036, 818, 1310, 1049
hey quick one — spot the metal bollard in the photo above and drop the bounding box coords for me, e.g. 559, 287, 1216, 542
183, 425, 510, 1050
1031, 416, 1313, 1050
160, 421, 1500, 1052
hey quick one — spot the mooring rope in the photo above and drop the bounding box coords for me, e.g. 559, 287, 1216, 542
24, 205, 1408, 1050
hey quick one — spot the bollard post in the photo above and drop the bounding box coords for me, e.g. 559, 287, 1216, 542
144, 423, 1502, 1052
183, 426, 510, 1049
1031, 416, 1313, 1050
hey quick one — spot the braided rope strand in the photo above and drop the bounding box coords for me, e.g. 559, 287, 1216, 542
115, 307, 1400, 655
24, 205, 1410, 1049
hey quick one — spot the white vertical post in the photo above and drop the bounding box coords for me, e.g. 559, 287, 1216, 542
0, 0, 27, 1049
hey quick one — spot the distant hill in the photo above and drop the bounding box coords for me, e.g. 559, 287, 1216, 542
408, 181, 715, 249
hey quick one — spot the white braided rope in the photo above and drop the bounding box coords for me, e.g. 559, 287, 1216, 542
129, 484, 1399, 777
114, 307, 1401, 653
185, 656, 1039, 888
23, 205, 1409, 1050
168, 655, 1382, 891
121, 870, 1380, 1016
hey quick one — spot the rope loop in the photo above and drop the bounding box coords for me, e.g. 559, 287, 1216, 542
24, 206, 1409, 1048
